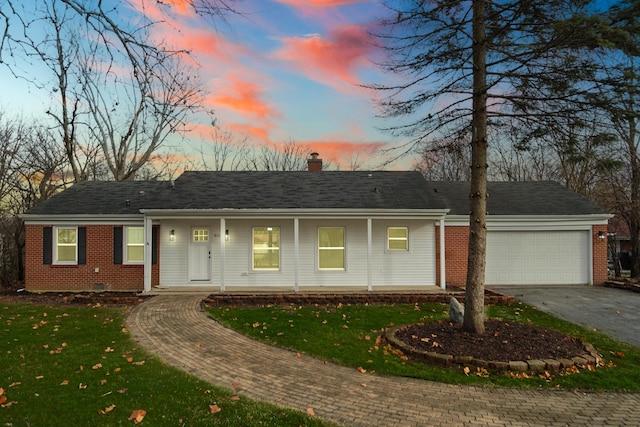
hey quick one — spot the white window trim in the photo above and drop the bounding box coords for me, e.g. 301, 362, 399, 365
387, 226, 409, 251
53, 226, 78, 265
318, 226, 346, 271
124, 226, 145, 265
252, 226, 281, 271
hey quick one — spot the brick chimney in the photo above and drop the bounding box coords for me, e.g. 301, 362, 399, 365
307, 152, 322, 171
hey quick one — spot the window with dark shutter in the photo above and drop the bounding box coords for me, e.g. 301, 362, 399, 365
114, 226, 123, 265
152, 226, 158, 265
43, 227, 52, 265
78, 227, 86, 265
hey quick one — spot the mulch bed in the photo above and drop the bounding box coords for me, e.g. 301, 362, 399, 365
392, 320, 587, 362
0, 289, 150, 306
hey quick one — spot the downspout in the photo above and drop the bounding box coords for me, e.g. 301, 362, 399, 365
143, 215, 152, 293
440, 215, 446, 290
220, 218, 226, 292
294, 218, 299, 292
367, 218, 373, 291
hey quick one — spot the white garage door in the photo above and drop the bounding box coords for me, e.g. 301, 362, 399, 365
486, 231, 589, 285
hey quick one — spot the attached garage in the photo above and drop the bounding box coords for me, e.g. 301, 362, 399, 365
430, 180, 611, 287
485, 230, 590, 285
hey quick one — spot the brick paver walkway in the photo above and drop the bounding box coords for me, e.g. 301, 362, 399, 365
127, 295, 640, 426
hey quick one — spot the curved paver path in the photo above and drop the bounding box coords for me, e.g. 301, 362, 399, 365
127, 295, 640, 427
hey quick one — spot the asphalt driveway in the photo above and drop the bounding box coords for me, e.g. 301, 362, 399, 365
492, 285, 640, 347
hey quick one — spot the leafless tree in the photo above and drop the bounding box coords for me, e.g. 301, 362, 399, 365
0, 0, 238, 182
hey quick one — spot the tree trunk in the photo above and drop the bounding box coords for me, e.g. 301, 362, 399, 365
463, 0, 488, 335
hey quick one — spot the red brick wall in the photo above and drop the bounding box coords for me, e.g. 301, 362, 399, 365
592, 224, 608, 286
25, 225, 159, 292
436, 225, 469, 288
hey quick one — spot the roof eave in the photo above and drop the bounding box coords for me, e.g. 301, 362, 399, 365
140, 208, 450, 219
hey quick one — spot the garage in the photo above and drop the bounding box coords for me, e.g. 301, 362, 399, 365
485, 230, 590, 285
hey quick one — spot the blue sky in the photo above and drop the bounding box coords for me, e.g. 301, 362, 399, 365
0, 0, 411, 170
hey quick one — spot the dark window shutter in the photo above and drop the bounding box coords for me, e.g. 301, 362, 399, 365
114, 226, 123, 265
78, 227, 86, 265
152, 226, 158, 265
43, 227, 52, 265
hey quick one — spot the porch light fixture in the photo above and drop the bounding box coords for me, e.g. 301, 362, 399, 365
225, 229, 229, 241
170, 229, 176, 242
598, 231, 605, 240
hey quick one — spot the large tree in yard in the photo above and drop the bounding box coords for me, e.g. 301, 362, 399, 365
373, 0, 608, 333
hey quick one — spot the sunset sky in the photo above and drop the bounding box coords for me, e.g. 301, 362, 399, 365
163, 0, 403, 168
1, 0, 414, 170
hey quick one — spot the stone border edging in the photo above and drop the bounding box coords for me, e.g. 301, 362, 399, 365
384, 323, 600, 372
203, 289, 515, 306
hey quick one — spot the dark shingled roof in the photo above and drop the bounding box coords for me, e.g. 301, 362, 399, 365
24, 173, 607, 217
426, 181, 607, 216
144, 171, 447, 210
25, 181, 169, 215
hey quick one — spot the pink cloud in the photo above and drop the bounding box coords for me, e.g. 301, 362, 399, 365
207, 76, 280, 120
299, 140, 386, 168
273, 24, 375, 92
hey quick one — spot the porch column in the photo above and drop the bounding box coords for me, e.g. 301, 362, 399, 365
439, 216, 446, 290
294, 218, 299, 292
367, 218, 373, 291
220, 218, 226, 292
143, 216, 152, 293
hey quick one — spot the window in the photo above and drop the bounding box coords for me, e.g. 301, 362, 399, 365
388, 227, 409, 250
252, 227, 280, 270
193, 229, 209, 242
318, 227, 345, 270
125, 227, 144, 263
55, 227, 77, 264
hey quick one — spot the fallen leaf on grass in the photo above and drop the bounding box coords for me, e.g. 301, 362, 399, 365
357, 366, 367, 373
132, 360, 145, 366
230, 396, 240, 401
307, 408, 315, 417
128, 409, 146, 424
0, 396, 6, 405
463, 367, 471, 376
117, 388, 128, 394
92, 363, 103, 370
98, 404, 116, 415
35, 375, 44, 380
209, 404, 222, 414
60, 380, 69, 386
104, 347, 115, 353
79, 383, 87, 389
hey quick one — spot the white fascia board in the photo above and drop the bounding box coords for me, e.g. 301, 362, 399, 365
442, 214, 612, 229
22, 214, 145, 226
140, 208, 450, 220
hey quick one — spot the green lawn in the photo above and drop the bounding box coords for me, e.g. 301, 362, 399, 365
0, 302, 337, 426
205, 301, 640, 391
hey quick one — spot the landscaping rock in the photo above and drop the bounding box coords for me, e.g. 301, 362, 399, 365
527, 359, 546, 372
449, 297, 464, 324
509, 361, 528, 371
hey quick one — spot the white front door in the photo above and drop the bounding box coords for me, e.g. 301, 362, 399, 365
189, 227, 211, 281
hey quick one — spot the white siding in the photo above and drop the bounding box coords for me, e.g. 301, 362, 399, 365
158, 218, 438, 288
221, 219, 296, 288
371, 220, 436, 286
